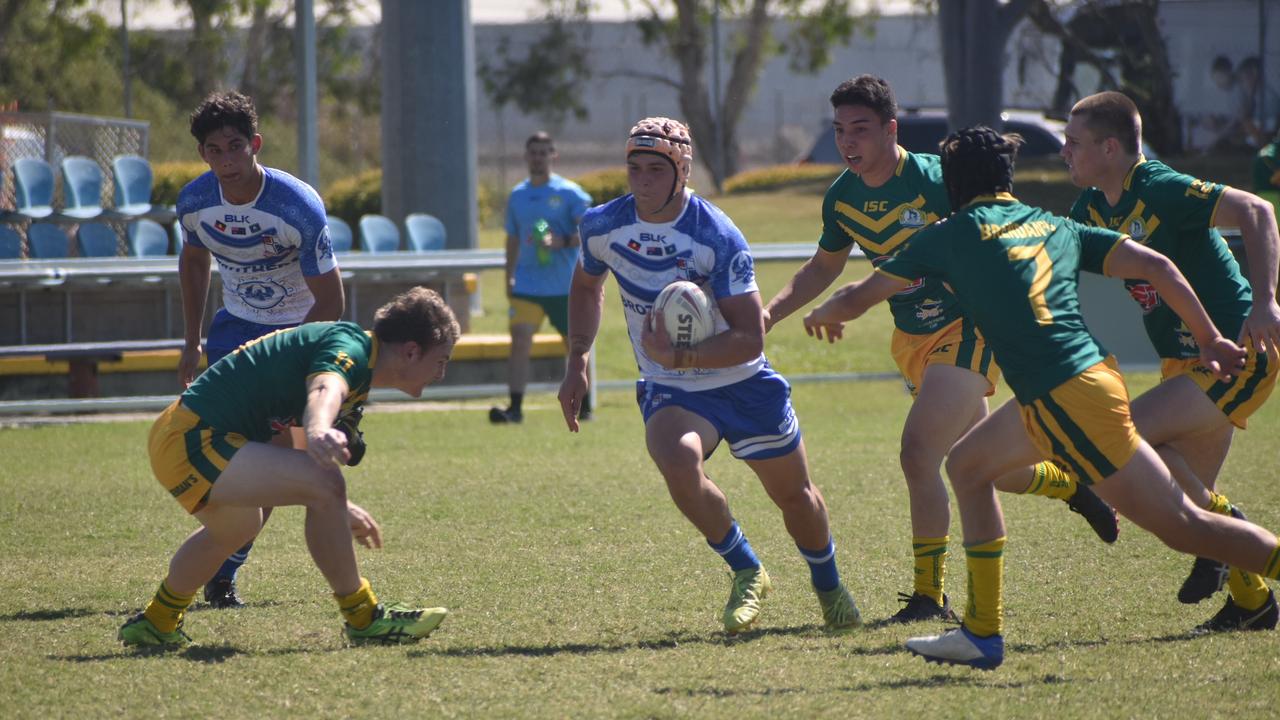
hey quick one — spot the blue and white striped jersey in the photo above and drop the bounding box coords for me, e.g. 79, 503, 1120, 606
178, 167, 337, 325
580, 190, 766, 390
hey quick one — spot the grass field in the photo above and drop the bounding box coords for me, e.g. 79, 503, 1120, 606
2, 372, 1280, 718
4, 180, 1279, 717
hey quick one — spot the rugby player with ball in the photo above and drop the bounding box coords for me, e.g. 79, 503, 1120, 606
558, 117, 862, 635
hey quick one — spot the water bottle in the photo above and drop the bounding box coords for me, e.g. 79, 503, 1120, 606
534, 218, 552, 266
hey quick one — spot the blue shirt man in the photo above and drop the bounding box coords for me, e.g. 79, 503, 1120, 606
491, 132, 592, 424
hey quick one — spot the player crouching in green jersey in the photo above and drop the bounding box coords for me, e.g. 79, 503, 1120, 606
119, 287, 459, 648
803, 126, 1280, 669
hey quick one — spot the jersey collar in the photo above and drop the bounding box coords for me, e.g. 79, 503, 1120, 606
366, 331, 380, 369
964, 192, 1017, 207
894, 145, 908, 176
1121, 155, 1147, 191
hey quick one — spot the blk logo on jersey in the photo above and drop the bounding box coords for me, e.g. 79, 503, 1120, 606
1127, 281, 1161, 314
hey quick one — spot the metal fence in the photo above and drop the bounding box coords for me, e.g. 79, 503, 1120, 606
0, 111, 150, 210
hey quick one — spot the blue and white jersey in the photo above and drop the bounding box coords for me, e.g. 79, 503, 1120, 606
506, 173, 592, 297
177, 167, 337, 326
580, 190, 766, 390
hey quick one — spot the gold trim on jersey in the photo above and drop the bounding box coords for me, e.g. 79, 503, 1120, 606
1121, 155, 1148, 192
962, 192, 1017, 208
894, 145, 909, 176
833, 195, 939, 255
1088, 200, 1161, 244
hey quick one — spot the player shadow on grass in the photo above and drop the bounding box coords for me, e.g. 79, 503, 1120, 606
406, 623, 823, 659
52, 645, 245, 664
0, 599, 286, 624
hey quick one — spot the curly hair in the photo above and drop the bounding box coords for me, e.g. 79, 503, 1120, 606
189, 91, 259, 145
938, 125, 1023, 209
373, 287, 460, 351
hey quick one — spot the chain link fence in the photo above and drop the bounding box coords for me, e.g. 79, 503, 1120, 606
0, 112, 150, 256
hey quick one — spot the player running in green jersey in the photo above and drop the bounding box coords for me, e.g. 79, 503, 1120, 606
803, 126, 1280, 669
119, 287, 459, 648
765, 76, 1118, 624
1065, 91, 1280, 628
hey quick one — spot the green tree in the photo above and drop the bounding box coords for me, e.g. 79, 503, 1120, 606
483, 0, 870, 191
477, 0, 595, 130
1025, 0, 1182, 155
0, 0, 121, 113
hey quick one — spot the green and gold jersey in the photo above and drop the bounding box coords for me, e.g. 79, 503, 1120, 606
879, 194, 1125, 404
182, 321, 376, 441
1255, 141, 1280, 210
1070, 158, 1250, 359
818, 149, 956, 335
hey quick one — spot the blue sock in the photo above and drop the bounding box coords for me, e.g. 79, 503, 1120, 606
798, 538, 840, 592
212, 541, 253, 583
708, 522, 761, 572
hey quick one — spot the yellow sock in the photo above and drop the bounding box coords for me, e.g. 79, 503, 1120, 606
336, 577, 379, 629
1227, 567, 1270, 610
143, 580, 196, 634
963, 537, 1005, 637
1264, 545, 1280, 580
1206, 492, 1232, 515
912, 535, 948, 603
1022, 462, 1076, 501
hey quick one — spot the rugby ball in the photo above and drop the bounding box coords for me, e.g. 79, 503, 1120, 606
652, 280, 715, 348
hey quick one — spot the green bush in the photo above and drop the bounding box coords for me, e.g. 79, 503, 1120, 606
723, 164, 843, 194
574, 168, 629, 204
324, 168, 383, 228
325, 169, 500, 230
151, 162, 207, 206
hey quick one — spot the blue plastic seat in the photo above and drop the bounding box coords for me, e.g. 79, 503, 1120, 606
12, 158, 56, 219
405, 212, 447, 251
327, 216, 354, 253
127, 219, 170, 256
0, 225, 22, 259
27, 223, 69, 258
76, 222, 120, 257
60, 156, 105, 220
358, 214, 401, 253
111, 154, 175, 222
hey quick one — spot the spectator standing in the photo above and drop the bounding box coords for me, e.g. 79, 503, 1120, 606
491, 132, 593, 424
